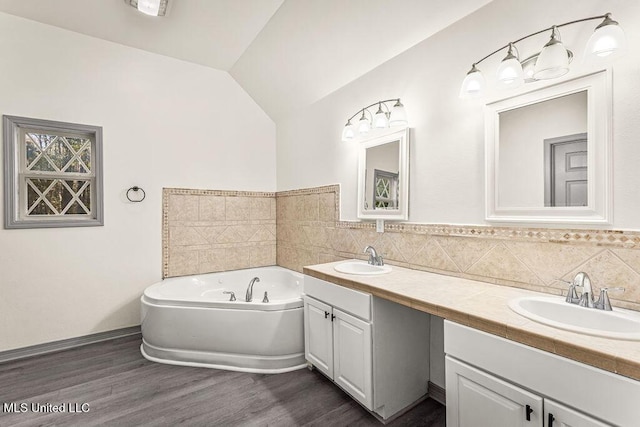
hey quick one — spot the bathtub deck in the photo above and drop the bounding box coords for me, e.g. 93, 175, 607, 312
0, 335, 445, 426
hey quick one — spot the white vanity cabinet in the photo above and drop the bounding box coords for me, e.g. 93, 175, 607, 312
305, 295, 373, 408
445, 321, 639, 427
303, 275, 430, 421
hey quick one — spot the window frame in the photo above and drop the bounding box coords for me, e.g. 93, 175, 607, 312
3, 115, 104, 229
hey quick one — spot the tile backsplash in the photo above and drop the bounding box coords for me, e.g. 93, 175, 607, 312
164, 185, 640, 311
163, 188, 276, 277
276, 185, 640, 311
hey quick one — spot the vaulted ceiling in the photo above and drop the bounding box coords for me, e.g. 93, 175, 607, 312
0, 0, 493, 120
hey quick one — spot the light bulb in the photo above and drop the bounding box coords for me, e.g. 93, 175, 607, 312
459, 64, 486, 98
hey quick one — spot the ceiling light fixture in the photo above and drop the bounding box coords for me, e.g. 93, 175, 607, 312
460, 13, 626, 99
342, 99, 408, 142
126, 0, 169, 17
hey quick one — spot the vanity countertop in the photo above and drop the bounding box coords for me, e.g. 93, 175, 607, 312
303, 261, 640, 382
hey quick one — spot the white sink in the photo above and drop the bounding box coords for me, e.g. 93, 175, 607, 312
334, 260, 392, 275
509, 296, 640, 340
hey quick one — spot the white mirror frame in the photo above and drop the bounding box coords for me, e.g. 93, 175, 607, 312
485, 70, 612, 224
357, 128, 409, 220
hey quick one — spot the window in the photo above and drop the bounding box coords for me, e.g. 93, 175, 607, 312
373, 169, 398, 209
3, 115, 103, 228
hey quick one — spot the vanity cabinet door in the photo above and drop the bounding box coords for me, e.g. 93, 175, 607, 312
446, 356, 543, 427
304, 296, 334, 378
545, 400, 611, 427
333, 308, 373, 410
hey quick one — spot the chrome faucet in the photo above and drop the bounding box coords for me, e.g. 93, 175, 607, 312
575, 272, 595, 308
563, 272, 625, 311
245, 277, 260, 302
364, 245, 384, 266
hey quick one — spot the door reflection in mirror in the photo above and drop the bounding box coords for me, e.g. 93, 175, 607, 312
498, 91, 587, 208
544, 133, 587, 207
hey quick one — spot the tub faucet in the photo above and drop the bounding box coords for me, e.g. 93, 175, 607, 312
246, 277, 260, 302
364, 245, 384, 266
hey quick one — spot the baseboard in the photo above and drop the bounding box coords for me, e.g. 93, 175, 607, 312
428, 381, 446, 406
0, 326, 141, 363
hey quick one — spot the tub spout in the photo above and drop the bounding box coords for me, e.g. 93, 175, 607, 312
246, 277, 260, 302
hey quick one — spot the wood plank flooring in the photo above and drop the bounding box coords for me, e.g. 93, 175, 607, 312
0, 335, 445, 426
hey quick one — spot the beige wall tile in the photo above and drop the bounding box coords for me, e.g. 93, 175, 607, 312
409, 238, 460, 272
168, 249, 199, 277
226, 196, 251, 221
437, 237, 495, 272
467, 243, 544, 286
198, 248, 226, 274
331, 228, 360, 254
169, 226, 208, 246
250, 244, 276, 267
225, 246, 252, 270
199, 195, 225, 221
506, 241, 601, 286
251, 197, 273, 220
168, 195, 199, 221
249, 226, 277, 243
302, 194, 319, 221
319, 192, 336, 222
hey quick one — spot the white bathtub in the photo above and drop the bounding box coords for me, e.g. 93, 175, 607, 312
140, 266, 306, 374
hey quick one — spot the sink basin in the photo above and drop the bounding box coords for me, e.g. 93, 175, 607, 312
509, 296, 640, 340
334, 260, 392, 275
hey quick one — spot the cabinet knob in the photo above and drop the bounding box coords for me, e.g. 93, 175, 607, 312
525, 405, 533, 421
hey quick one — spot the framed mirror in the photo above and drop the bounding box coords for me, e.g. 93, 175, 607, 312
357, 128, 409, 220
485, 70, 612, 224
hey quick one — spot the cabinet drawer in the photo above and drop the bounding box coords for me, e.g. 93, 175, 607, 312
304, 275, 371, 321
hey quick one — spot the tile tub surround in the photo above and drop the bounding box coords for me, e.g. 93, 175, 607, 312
303, 261, 640, 382
277, 185, 640, 311
163, 188, 276, 278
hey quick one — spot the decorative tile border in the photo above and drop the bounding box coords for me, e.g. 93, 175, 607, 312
335, 221, 640, 249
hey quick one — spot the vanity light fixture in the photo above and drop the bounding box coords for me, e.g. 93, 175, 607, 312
126, 0, 169, 16
460, 13, 626, 98
342, 99, 408, 142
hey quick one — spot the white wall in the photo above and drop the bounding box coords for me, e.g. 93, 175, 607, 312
276, 0, 640, 229
0, 13, 276, 351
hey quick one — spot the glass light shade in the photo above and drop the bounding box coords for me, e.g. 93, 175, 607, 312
137, 0, 161, 15
459, 65, 485, 98
497, 57, 524, 87
533, 40, 569, 80
389, 101, 408, 127
341, 122, 355, 141
358, 116, 371, 135
374, 107, 389, 128
585, 21, 627, 59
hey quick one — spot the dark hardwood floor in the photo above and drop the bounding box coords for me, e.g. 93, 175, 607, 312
0, 335, 445, 426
